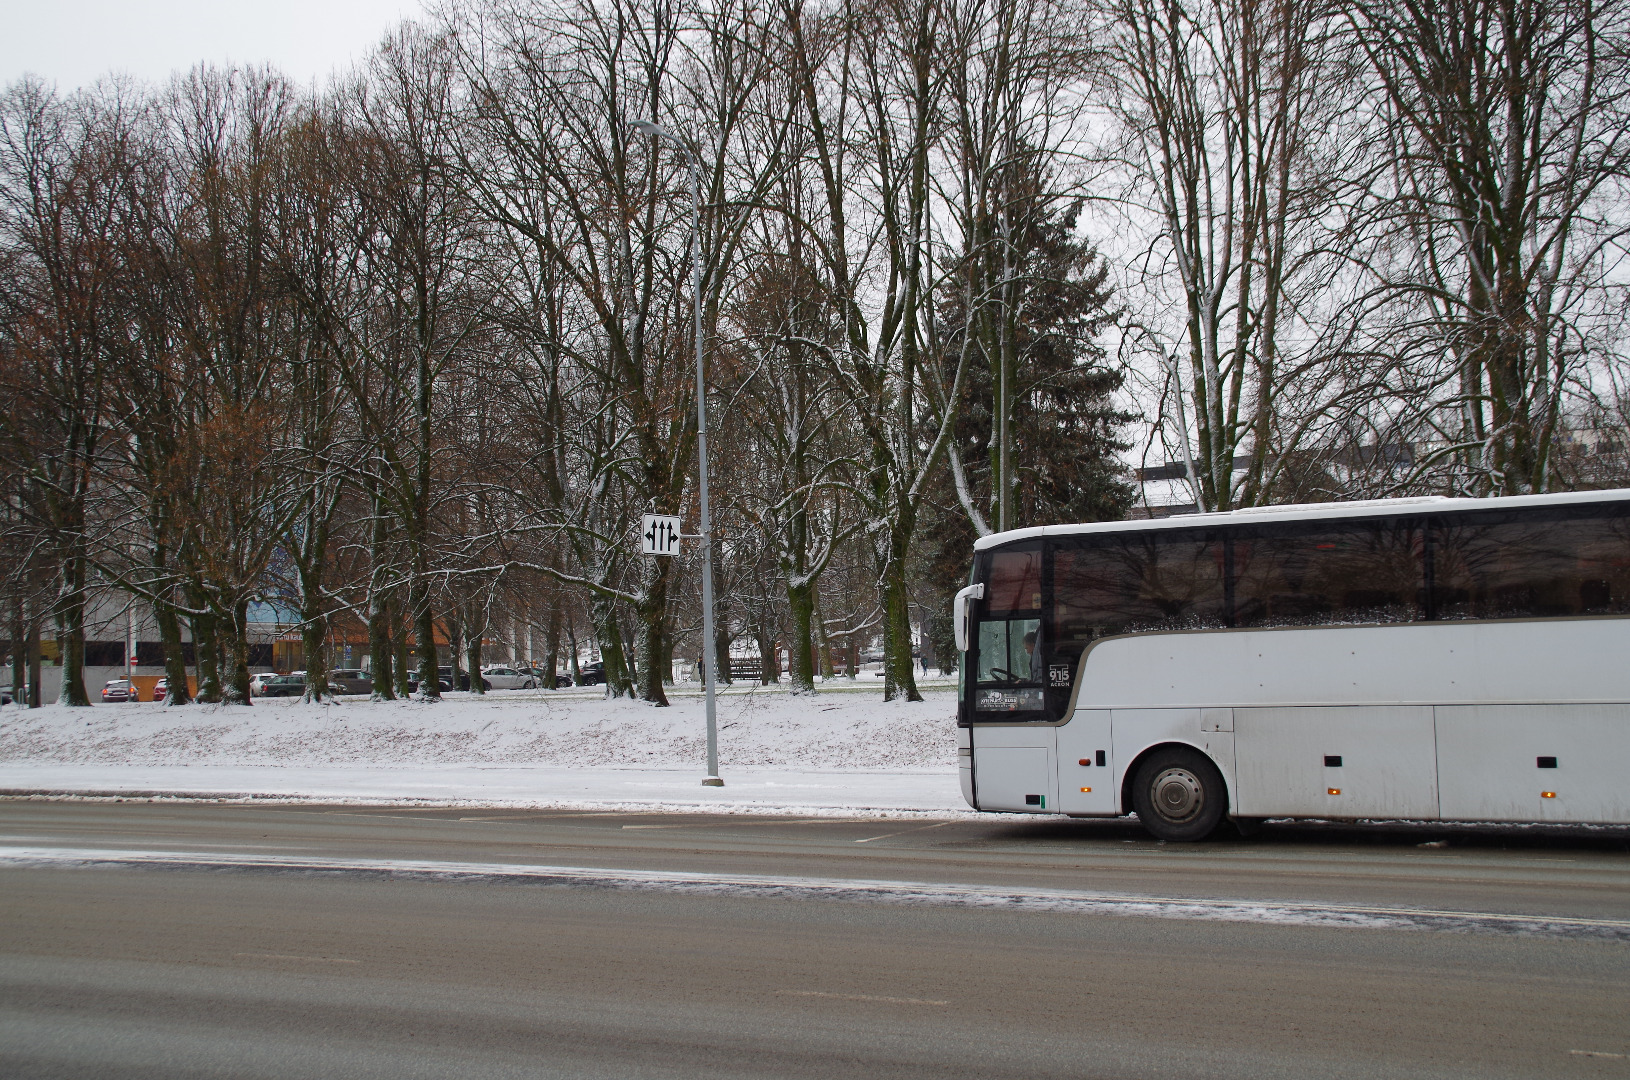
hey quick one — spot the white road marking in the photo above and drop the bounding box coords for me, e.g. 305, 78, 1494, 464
1569, 1050, 1627, 1059
234, 953, 359, 964
623, 819, 851, 831
2, 845, 1625, 941
780, 990, 949, 1006
854, 821, 954, 844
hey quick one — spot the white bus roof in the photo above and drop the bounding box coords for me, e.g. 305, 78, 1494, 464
973, 488, 1630, 551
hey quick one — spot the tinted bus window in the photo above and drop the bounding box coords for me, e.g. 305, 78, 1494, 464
1232, 519, 1425, 627
1052, 531, 1228, 641
986, 548, 1042, 614
1432, 506, 1630, 619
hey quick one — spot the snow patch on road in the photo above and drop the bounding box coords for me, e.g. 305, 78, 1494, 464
5, 845, 1626, 941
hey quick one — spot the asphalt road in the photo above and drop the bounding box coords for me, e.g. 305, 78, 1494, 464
3, 801, 1629, 1079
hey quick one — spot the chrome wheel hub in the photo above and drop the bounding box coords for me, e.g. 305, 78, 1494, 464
1151, 767, 1204, 822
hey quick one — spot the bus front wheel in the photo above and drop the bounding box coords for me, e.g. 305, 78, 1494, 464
1132, 748, 1227, 842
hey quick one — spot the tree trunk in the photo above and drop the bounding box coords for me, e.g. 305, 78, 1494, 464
714, 627, 733, 686
192, 607, 221, 703
448, 615, 465, 692
414, 603, 439, 700
591, 596, 634, 699
565, 619, 581, 686
223, 599, 252, 705
408, 554, 439, 700
11, 597, 25, 706
880, 510, 922, 701
27, 614, 41, 709
365, 479, 395, 700
391, 595, 412, 699
634, 582, 670, 706
756, 624, 779, 686
786, 579, 816, 694
155, 591, 191, 705
542, 604, 561, 689
814, 602, 834, 680
465, 620, 484, 695
369, 590, 394, 701
53, 555, 90, 707
301, 615, 328, 703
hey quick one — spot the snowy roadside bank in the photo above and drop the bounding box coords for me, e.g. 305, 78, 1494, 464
0, 685, 968, 815
0, 763, 969, 816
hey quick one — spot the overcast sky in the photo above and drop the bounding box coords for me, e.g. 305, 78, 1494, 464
0, 0, 426, 93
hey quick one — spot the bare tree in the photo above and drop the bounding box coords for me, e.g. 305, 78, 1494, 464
1348, 0, 1630, 494
774, 0, 981, 700
1098, 0, 1363, 510
0, 79, 146, 706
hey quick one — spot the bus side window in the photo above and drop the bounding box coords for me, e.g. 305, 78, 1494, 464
1053, 534, 1227, 640
1433, 507, 1630, 620
1231, 519, 1425, 627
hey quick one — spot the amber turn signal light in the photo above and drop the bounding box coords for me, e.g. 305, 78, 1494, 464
1327, 788, 1341, 795
1079, 787, 1092, 793
1541, 791, 1557, 799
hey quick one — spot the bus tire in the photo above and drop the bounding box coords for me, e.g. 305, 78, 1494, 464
1132, 747, 1227, 842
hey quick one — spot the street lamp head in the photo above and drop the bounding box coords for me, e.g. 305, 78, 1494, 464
629, 118, 679, 144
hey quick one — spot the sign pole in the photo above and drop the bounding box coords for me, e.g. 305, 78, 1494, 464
689, 148, 723, 787
631, 119, 721, 787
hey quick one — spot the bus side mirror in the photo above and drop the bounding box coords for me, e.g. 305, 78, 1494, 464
953, 583, 985, 653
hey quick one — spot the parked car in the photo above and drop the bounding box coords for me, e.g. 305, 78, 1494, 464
153, 677, 169, 701
577, 661, 606, 686
327, 669, 373, 695
406, 668, 454, 694
100, 679, 140, 702
440, 665, 488, 691
258, 674, 306, 697
529, 667, 573, 689
248, 672, 278, 696
480, 665, 536, 690
517, 666, 571, 689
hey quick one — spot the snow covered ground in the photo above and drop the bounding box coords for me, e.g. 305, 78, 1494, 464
0, 681, 971, 816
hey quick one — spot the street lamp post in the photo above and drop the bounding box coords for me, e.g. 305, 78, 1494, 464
630, 119, 722, 787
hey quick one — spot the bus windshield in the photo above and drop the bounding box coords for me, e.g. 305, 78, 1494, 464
971, 546, 1050, 716
974, 616, 1043, 712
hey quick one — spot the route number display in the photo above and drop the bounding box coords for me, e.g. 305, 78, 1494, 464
641, 514, 682, 556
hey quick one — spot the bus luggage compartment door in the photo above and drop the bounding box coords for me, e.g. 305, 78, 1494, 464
1234, 705, 1439, 819
1056, 709, 1116, 816
1436, 704, 1629, 823
971, 725, 1057, 812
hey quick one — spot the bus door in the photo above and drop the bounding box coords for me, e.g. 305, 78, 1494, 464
968, 545, 1049, 721
966, 544, 1057, 810
1055, 709, 1116, 815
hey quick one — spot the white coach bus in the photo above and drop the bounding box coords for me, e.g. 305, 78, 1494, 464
952, 489, 1630, 840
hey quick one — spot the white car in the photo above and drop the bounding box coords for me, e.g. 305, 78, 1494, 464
248, 672, 278, 696
480, 666, 537, 690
